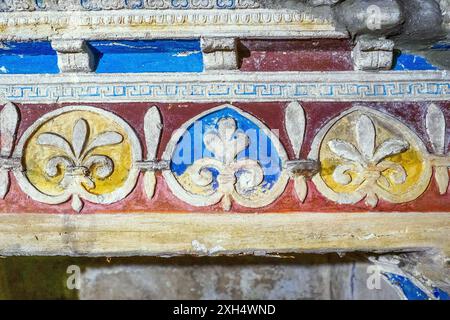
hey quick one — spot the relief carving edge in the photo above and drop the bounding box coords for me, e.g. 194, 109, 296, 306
0, 101, 20, 199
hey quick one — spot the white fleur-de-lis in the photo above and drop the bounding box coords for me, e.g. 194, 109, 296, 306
426, 104, 450, 195
0, 102, 19, 199
37, 118, 123, 212
186, 117, 264, 211
328, 114, 409, 207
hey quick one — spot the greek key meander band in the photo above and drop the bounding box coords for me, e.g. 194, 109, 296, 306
0, 72, 448, 103
0, 101, 448, 212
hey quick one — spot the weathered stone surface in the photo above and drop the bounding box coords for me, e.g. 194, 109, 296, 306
396, 0, 445, 43
51, 40, 95, 73
79, 256, 401, 300
335, 0, 403, 37
201, 38, 239, 71
352, 35, 394, 70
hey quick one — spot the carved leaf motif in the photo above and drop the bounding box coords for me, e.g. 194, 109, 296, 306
382, 161, 407, 185
294, 175, 307, 203
144, 171, 157, 199
204, 131, 223, 157
426, 104, 446, 155
83, 155, 114, 179
333, 164, 356, 185
328, 140, 363, 163
356, 115, 375, 162
372, 139, 409, 164
236, 162, 264, 192
45, 156, 74, 177
72, 119, 88, 159
37, 133, 74, 157
435, 166, 449, 195
0, 169, 9, 199
285, 101, 306, 158
0, 102, 19, 158
71, 194, 84, 213
84, 131, 123, 157
204, 118, 249, 164
365, 192, 379, 208
144, 106, 163, 160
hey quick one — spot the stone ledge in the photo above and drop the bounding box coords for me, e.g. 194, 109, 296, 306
0, 212, 448, 257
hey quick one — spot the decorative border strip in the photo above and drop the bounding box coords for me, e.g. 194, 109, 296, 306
0, 101, 448, 213
0, 71, 448, 103
0, 9, 343, 41
0, 0, 261, 11
0, 212, 448, 256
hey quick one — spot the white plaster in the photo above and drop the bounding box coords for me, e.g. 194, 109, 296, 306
353, 36, 395, 71
143, 106, 163, 199
0, 102, 19, 158
285, 101, 306, 159
426, 103, 447, 155
51, 40, 95, 73
426, 104, 450, 195
0, 102, 20, 199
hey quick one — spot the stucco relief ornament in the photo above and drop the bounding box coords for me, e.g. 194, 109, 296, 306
310, 106, 432, 207
328, 115, 409, 207
188, 117, 264, 210
14, 106, 142, 212
426, 104, 450, 195
163, 104, 289, 211
0, 102, 20, 199
284, 102, 320, 202
140, 106, 166, 199
36, 119, 123, 212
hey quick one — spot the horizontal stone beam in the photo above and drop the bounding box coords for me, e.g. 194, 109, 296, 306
0, 212, 448, 257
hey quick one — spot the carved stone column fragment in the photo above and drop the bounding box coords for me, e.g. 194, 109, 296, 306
352, 35, 395, 70
51, 40, 95, 73
201, 37, 239, 71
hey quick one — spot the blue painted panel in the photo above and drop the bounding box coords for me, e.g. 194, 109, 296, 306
393, 52, 439, 71
0, 42, 59, 74
171, 107, 283, 191
89, 40, 203, 73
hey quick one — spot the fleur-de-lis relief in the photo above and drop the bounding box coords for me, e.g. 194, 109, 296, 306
285, 101, 308, 202
328, 114, 409, 208
0, 102, 20, 199
37, 118, 123, 212
186, 117, 264, 211
426, 104, 450, 195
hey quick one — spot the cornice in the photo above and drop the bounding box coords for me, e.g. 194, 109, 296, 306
0, 8, 346, 40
